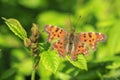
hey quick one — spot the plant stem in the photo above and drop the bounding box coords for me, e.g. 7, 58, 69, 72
31, 69, 35, 80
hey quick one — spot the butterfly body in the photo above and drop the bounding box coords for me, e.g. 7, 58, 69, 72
44, 25, 106, 60
51, 31, 78, 57
65, 31, 75, 54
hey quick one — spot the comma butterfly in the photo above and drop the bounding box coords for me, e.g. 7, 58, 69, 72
44, 25, 106, 60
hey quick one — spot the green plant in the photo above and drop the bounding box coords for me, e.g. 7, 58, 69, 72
2, 17, 87, 80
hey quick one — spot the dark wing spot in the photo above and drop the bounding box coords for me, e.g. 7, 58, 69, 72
89, 40, 91, 42
51, 25, 54, 28
83, 34, 86, 38
52, 32, 54, 34
60, 46, 62, 48
60, 30, 63, 34
55, 28, 59, 32
57, 35, 60, 37
60, 42, 63, 45
58, 42, 62, 45
54, 34, 56, 36
58, 42, 60, 44
84, 39, 87, 42
49, 25, 53, 30
88, 33, 92, 38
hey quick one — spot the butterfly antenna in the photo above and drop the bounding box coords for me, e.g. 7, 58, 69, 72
68, 14, 74, 32
74, 16, 81, 29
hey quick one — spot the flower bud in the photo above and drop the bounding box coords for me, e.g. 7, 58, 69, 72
24, 38, 31, 47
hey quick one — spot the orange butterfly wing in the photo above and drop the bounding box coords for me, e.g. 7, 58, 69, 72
51, 39, 67, 57
71, 32, 106, 60
44, 25, 67, 57
71, 42, 88, 60
79, 32, 106, 50
44, 25, 67, 42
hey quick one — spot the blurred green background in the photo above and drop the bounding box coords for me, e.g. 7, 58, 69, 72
0, 0, 120, 80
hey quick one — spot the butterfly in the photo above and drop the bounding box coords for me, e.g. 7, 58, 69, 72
44, 25, 106, 60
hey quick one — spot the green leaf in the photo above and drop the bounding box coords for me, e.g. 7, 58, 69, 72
40, 50, 61, 73
2, 17, 27, 39
67, 55, 87, 70
107, 21, 120, 55
0, 68, 17, 80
